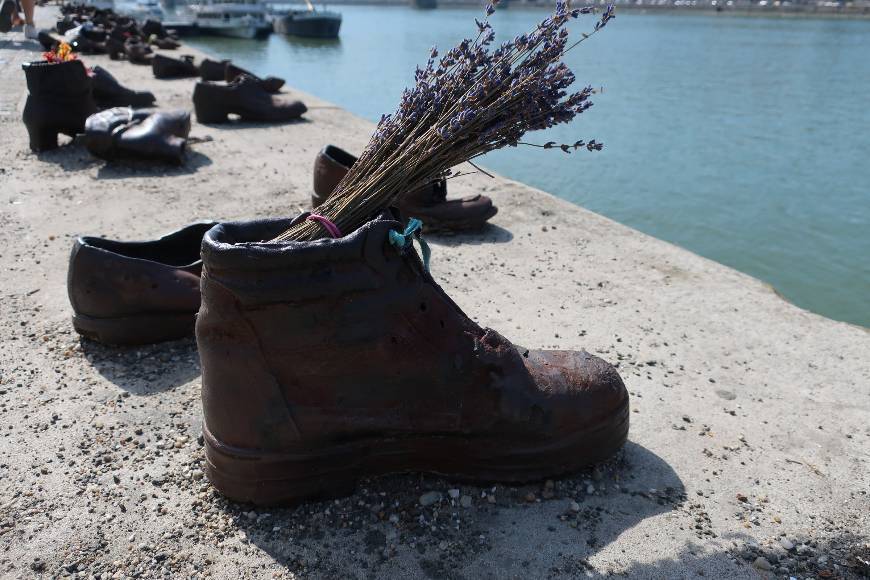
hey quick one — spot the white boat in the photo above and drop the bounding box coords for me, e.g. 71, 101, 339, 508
114, 0, 164, 20
128, 0, 164, 20
271, 0, 341, 38
192, 0, 272, 39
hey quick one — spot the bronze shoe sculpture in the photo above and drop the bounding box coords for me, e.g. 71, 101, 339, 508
313, 145, 498, 233
199, 59, 284, 92
84, 107, 191, 164
37, 29, 62, 52
124, 37, 152, 65
197, 212, 629, 505
105, 36, 126, 61
69, 35, 103, 55
142, 18, 174, 39
91, 66, 156, 109
77, 21, 108, 42
152, 54, 198, 79
192, 76, 306, 124
68, 221, 217, 345
225, 62, 284, 94
150, 36, 181, 50
199, 58, 230, 81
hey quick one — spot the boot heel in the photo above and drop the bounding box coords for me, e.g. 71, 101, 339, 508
203, 425, 360, 506
72, 312, 195, 345
27, 125, 59, 152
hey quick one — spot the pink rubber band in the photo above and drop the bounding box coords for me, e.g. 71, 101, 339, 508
306, 214, 342, 238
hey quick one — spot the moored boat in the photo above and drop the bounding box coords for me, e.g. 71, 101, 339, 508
125, 0, 164, 20
192, 0, 271, 39
272, 7, 340, 39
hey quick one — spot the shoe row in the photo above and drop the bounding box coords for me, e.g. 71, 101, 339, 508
68, 207, 627, 506
21, 58, 186, 160
149, 54, 305, 124
22, 57, 307, 153
47, 5, 179, 57
25, 31, 310, 150
153, 54, 284, 93
68, 142, 498, 343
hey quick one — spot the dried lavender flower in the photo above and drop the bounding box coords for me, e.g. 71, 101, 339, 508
273, 1, 615, 242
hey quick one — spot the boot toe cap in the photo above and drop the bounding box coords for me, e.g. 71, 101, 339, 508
523, 348, 628, 428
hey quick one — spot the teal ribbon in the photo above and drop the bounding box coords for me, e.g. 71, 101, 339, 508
389, 218, 431, 271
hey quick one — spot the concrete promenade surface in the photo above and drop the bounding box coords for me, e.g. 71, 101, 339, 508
1, 12, 868, 580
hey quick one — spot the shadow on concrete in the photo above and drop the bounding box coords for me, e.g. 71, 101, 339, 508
35, 139, 101, 172
33, 138, 213, 176
578, 541, 754, 579
79, 336, 200, 395
610, 530, 870, 580
427, 223, 514, 246
592, 542, 756, 580
0, 40, 40, 52
222, 441, 700, 578
95, 149, 213, 179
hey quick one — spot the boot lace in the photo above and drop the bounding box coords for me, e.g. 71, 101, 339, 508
389, 218, 431, 271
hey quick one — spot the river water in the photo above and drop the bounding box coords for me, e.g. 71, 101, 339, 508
181, 7, 870, 327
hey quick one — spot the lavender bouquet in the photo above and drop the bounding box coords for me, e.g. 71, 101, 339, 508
272, 0, 614, 242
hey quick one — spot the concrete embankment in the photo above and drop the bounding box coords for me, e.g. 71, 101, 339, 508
1, 10, 868, 579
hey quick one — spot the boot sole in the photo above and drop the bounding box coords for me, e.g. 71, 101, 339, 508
421, 205, 500, 234
72, 311, 195, 346
203, 397, 629, 506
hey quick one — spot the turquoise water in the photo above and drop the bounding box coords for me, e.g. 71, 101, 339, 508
184, 8, 870, 327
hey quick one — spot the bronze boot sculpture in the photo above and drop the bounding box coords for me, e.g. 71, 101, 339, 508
21, 59, 97, 152
152, 54, 199, 79
313, 145, 498, 232
197, 212, 629, 505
